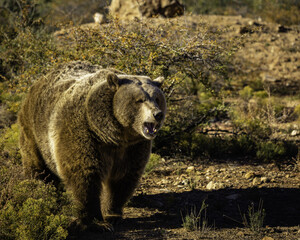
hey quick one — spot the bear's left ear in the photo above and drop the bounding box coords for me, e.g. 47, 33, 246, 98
107, 73, 120, 90
152, 76, 165, 87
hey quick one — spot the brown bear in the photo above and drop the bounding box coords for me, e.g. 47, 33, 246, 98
18, 61, 166, 231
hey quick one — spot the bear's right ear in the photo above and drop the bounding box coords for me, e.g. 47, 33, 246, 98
107, 73, 120, 90
152, 76, 165, 88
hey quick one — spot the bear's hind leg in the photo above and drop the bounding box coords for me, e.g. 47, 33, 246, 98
19, 129, 56, 182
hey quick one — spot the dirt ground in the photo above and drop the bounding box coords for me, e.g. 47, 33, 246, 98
65, 14, 300, 240
69, 158, 300, 240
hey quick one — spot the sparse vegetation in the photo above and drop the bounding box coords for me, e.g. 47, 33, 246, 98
241, 200, 266, 233
181, 201, 211, 232
145, 153, 162, 175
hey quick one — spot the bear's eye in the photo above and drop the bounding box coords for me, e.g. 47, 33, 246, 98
136, 99, 144, 103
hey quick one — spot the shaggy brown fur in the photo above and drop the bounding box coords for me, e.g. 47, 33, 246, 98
18, 61, 166, 231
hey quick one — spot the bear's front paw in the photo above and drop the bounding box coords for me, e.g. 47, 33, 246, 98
104, 214, 123, 226
68, 218, 114, 234
88, 218, 114, 232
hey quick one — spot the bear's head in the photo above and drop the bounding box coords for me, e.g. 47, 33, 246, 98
86, 71, 166, 144
108, 73, 166, 140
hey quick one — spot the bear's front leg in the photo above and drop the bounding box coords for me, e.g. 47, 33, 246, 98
102, 141, 151, 225
54, 130, 113, 232
65, 170, 113, 232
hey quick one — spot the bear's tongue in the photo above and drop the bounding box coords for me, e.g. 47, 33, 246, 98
144, 122, 157, 136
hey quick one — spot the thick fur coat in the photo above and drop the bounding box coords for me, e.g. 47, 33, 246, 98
18, 61, 166, 231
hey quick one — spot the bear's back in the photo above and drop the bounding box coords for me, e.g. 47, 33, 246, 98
19, 62, 102, 129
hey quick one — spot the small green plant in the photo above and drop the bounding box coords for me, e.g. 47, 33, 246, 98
293, 104, 300, 121
181, 200, 210, 232
224, 199, 266, 233
239, 86, 253, 101
0, 123, 21, 162
256, 141, 286, 161
145, 153, 161, 174
241, 200, 266, 233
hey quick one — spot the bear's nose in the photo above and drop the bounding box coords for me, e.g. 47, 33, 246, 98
154, 111, 163, 122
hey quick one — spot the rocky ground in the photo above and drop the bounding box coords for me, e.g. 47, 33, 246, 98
64, 14, 300, 240
70, 158, 300, 240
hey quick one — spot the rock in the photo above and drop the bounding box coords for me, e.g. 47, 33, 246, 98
206, 181, 225, 190
261, 177, 270, 183
223, 174, 231, 180
160, 179, 168, 184
245, 171, 255, 180
248, 21, 263, 27
262, 236, 274, 240
226, 193, 240, 200
206, 181, 215, 190
182, 179, 189, 185
109, 0, 184, 20
253, 177, 262, 185
291, 130, 299, 136
93, 13, 107, 24
186, 166, 195, 173
206, 166, 216, 173
140, 0, 184, 18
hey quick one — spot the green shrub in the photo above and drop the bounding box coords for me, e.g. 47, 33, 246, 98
0, 123, 21, 161
239, 86, 253, 101
253, 90, 268, 99
256, 141, 286, 161
0, 179, 71, 240
181, 200, 210, 232
241, 200, 266, 233
293, 104, 300, 121
145, 153, 161, 174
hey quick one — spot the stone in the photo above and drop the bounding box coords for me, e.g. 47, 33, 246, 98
245, 171, 255, 179
226, 193, 240, 200
261, 177, 270, 183
93, 13, 107, 24
109, 0, 184, 20
206, 181, 215, 190
253, 177, 262, 185
206, 166, 216, 173
262, 236, 274, 240
186, 166, 195, 173
291, 130, 299, 136
206, 181, 224, 190
182, 179, 189, 185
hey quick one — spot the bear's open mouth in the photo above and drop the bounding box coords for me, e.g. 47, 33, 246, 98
143, 122, 159, 137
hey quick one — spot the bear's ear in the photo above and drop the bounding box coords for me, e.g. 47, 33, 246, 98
107, 73, 120, 90
152, 76, 165, 87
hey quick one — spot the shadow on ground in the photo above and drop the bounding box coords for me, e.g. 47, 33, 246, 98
129, 187, 300, 228
68, 187, 300, 239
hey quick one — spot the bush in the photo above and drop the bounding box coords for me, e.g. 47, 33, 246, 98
0, 123, 21, 161
0, 179, 71, 240
145, 153, 162, 174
